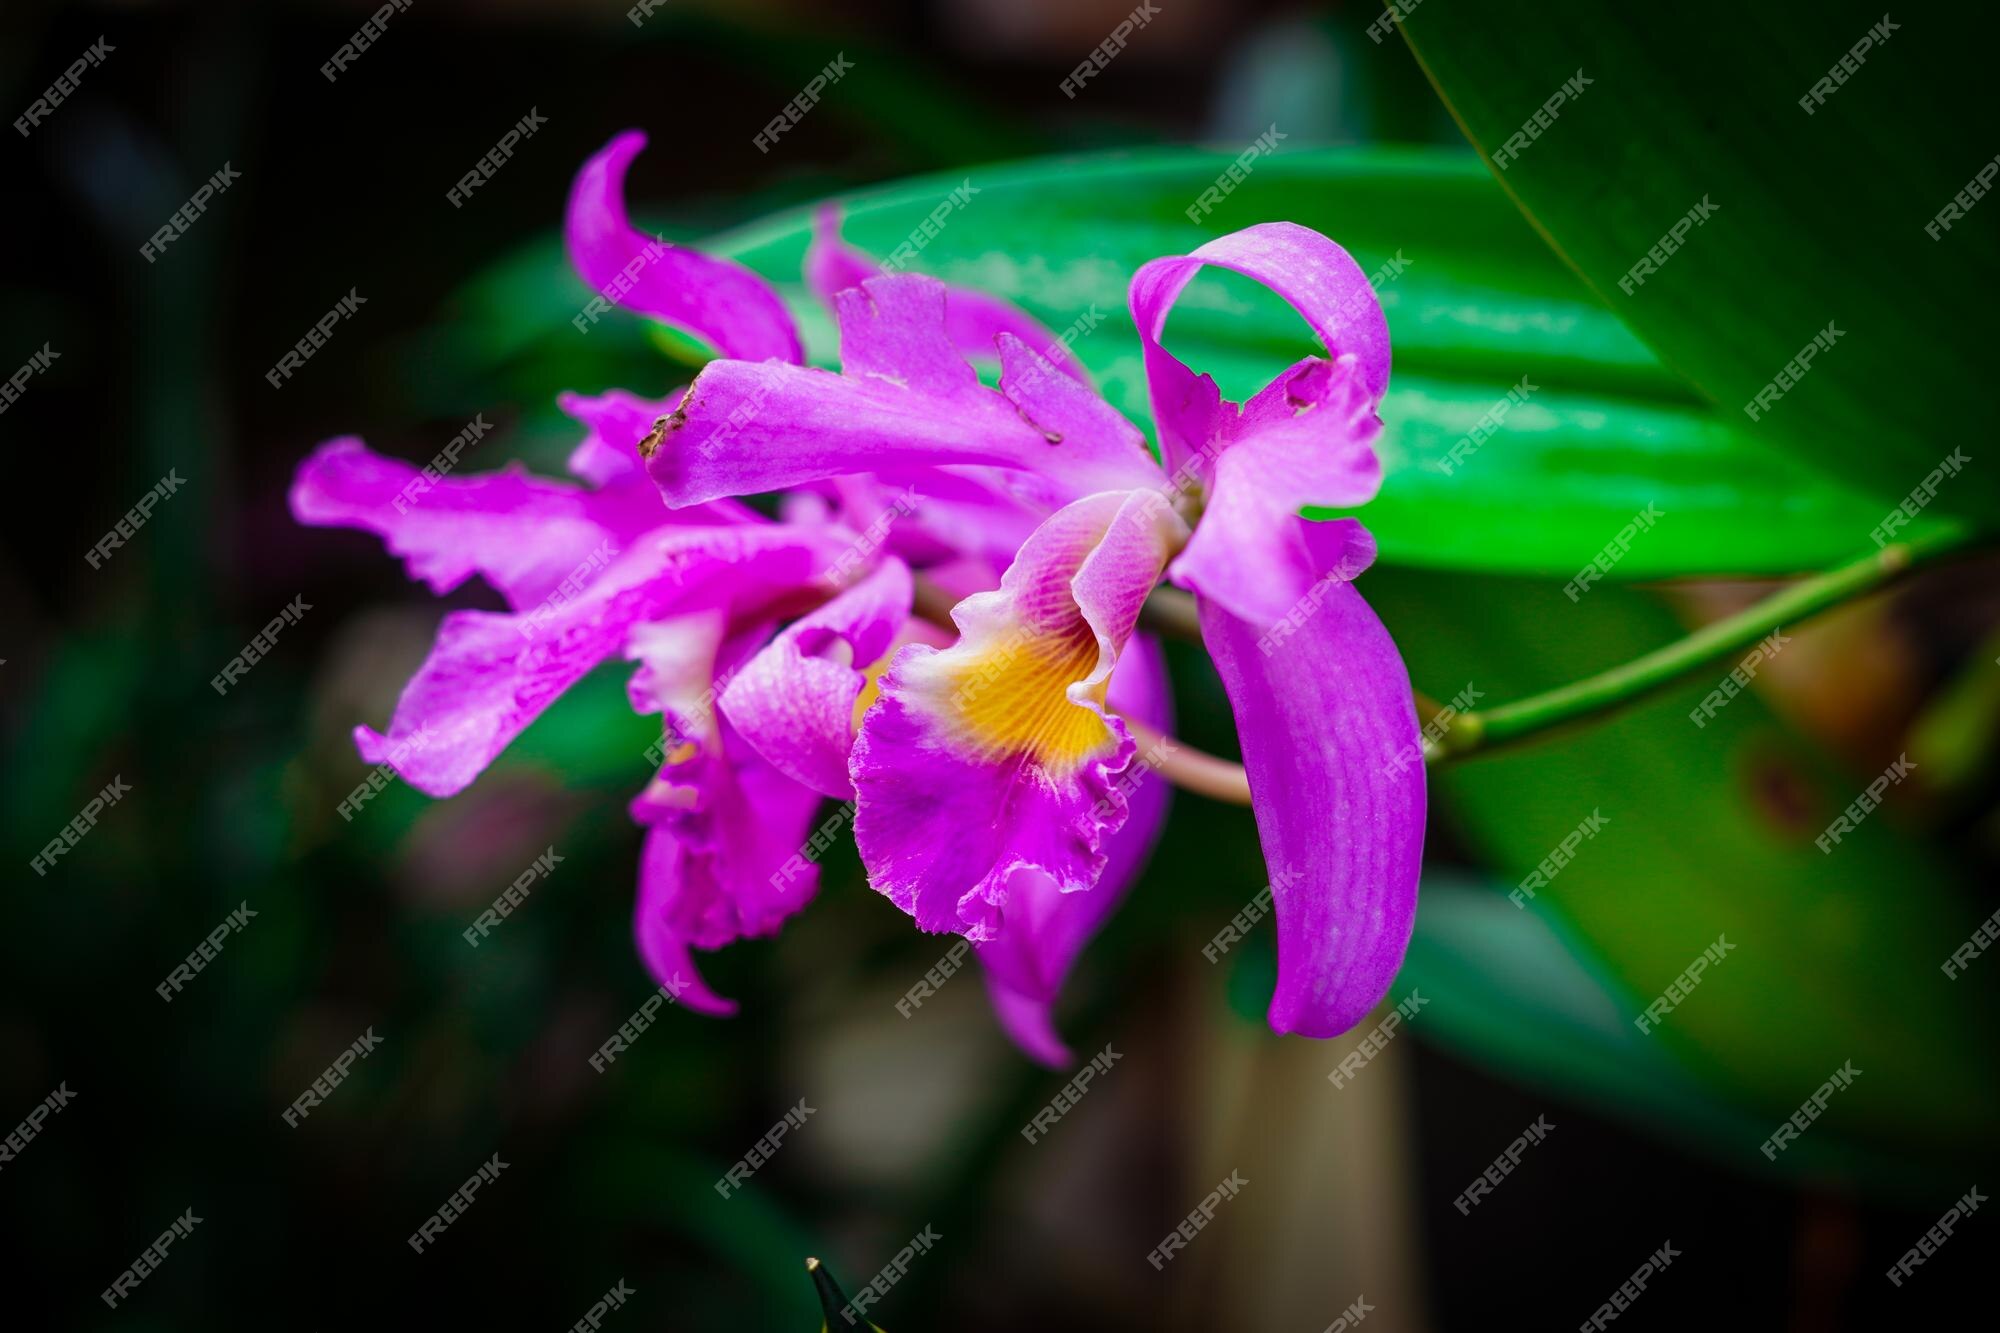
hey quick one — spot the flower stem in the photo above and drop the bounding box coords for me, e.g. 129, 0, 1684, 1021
1120, 714, 1252, 804
1138, 585, 1203, 642
922, 532, 1979, 806
1426, 530, 1976, 764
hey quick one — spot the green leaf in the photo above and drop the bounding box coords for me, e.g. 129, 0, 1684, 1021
701, 147, 1962, 577
1399, 0, 1995, 521
1370, 566, 2000, 1175
1404, 877, 1970, 1197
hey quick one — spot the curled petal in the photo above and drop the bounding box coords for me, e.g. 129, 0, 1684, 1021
291, 437, 662, 610
977, 634, 1173, 1065
625, 609, 732, 752
1169, 367, 1384, 627
851, 489, 1186, 939
566, 131, 803, 364
629, 620, 827, 1016
807, 204, 1090, 383
634, 828, 741, 1018
720, 558, 914, 798
647, 274, 1158, 511
1129, 221, 1391, 474
354, 525, 846, 798
633, 721, 826, 949
1198, 573, 1425, 1038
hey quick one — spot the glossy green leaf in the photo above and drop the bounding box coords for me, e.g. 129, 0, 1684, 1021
1371, 566, 2000, 1173
1400, 0, 1996, 521
701, 148, 1962, 576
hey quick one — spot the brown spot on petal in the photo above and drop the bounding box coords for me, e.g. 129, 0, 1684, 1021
637, 412, 678, 459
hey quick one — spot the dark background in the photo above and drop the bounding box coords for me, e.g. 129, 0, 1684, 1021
2, 2, 1992, 1329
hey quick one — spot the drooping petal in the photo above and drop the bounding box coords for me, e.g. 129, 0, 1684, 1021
633, 720, 827, 950
1128, 223, 1391, 628
981, 981, 1071, 1068
1197, 574, 1425, 1038
1129, 221, 1391, 475
354, 524, 846, 797
291, 437, 664, 610
977, 634, 1173, 1065
719, 558, 913, 797
566, 131, 803, 365
851, 489, 1186, 940
806, 204, 1089, 384
634, 827, 741, 1017
646, 274, 1159, 511
627, 615, 827, 1014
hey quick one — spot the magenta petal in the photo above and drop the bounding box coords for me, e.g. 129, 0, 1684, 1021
634, 828, 741, 1018
976, 634, 1173, 1065
946, 288, 1090, 383
981, 979, 1072, 1067
355, 525, 844, 797
290, 437, 666, 610
719, 558, 913, 797
700, 727, 828, 937
559, 386, 678, 488
647, 274, 1158, 511
1169, 391, 1384, 628
803, 205, 880, 309
624, 608, 735, 749
634, 721, 827, 945
627, 615, 827, 1006
850, 490, 1184, 939
566, 131, 803, 365
557, 388, 758, 531
831, 474, 1041, 574
994, 332, 1145, 469
1129, 221, 1391, 474
806, 205, 1090, 384
1198, 575, 1425, 1038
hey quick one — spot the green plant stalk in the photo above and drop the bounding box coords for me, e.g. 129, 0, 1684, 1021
987, 531, 1979, 806
1425, 529, 1976, 764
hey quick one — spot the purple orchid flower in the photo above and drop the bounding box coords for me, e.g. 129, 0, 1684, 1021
290, 128, 1425, 1065
291, 132, 1148, 1055
651, 217, 1426, 1039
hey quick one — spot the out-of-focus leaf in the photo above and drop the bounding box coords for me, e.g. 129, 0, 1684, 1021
500, 668, 660, 790
581, 1140, 822, 1329
1399, 0, 1996, 521
702, 148, 1962, 576
2, 625, 147, 843
1907, 626, 2000, 793
1404, 876, 1967, 1197
1370, 566, 2000, 1176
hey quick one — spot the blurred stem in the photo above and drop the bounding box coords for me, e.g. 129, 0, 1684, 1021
1122, 714, 1252, 804
1139, 585, 1202, 641
1428, 530, 1977, 764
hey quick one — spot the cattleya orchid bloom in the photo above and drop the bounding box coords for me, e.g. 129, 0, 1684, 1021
291, 129, 1424, 1065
